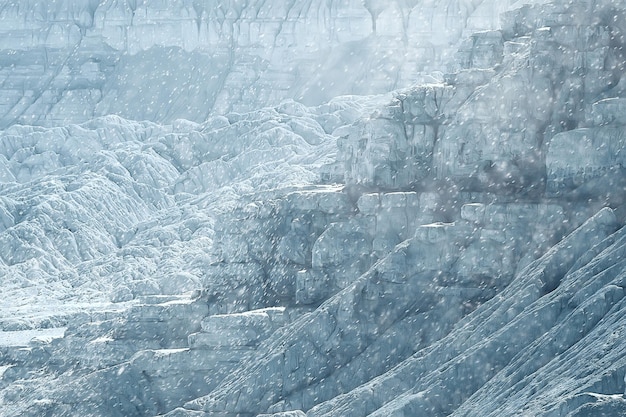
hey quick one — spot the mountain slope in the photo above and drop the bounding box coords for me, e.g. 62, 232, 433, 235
2, 0, 626, 417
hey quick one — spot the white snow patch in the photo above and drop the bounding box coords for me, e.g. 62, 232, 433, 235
0, 328, 66, 347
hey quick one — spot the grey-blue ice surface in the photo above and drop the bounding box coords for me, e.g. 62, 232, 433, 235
2, 0, 626, 416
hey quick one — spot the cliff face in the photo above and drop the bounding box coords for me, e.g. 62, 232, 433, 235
332, 0, 626, 200
0, 0, 543, 127
171, 1, 626, 416
2, 1, 626, 417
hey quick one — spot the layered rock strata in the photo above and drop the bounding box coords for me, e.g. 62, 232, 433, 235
0, 0, 545, 127
2, 1, 626, 417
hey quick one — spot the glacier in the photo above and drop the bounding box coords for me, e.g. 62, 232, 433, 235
2, 0, 626, 417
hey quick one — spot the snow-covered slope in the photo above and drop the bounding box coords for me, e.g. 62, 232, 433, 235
2, 0, 626, 417
0, 97, 382, 331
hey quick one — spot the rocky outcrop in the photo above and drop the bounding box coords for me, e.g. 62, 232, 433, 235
0, 103, 348, 330
177, 198, 571, 416
0, 295, 296, 417
334, 0, 626, 197
304, 208, 625, 417
331, 85, 458, 187
547, 127, 626, 197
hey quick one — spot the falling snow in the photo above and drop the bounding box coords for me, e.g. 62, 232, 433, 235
1, 1, 626, 417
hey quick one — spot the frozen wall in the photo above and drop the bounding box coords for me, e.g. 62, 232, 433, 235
0, 0, 546, 127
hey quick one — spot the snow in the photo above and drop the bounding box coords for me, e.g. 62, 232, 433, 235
1, 1, 626, 417
0, 97, 376, 331
0, 328, 66, 347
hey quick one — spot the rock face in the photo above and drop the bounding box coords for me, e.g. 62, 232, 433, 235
0, 0, 545, 127
334, 0, 626, 198
301, 208, 626, 417
2, 1, 626, 417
